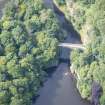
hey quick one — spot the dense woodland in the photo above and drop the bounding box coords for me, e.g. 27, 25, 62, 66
1, 0, 105, 105
55, 0, 105, 105
0, 0, 66, 104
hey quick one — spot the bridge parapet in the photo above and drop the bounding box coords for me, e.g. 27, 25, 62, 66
58, 43, 85, 50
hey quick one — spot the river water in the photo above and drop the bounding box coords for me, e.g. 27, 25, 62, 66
34, 1, 91, 105
0, 0, 91, 105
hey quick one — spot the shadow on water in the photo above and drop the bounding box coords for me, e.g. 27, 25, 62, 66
0, 0, 91, 105
33, 0, 91, 105
51, 2, 82, 62
44, 58, 71, 78
59, 58, 70, 66
45, 66, 57, 77
52, 2, 81, 43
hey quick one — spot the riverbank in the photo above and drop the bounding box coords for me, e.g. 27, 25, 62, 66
34, 63, 91, 105
0, 0, 91, 105
53, 0, 92, 45
34, 0, 91, 105
0, 0, 67, 105
60, 1, 105, 104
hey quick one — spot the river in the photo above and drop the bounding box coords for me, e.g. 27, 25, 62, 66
0, 0, 91, 105
34, 1, 91, 105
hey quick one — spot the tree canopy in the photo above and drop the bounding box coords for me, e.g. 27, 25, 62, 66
70, 0, 105, 104
54, 0, 105, 104
0, 0, 65, 104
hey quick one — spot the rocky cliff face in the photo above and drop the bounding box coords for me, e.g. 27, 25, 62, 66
65, 0, 93, 45
54, 0, 94, 45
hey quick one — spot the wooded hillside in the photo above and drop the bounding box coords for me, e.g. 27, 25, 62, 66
55, 0, 105, 104
0, 0, 65, 104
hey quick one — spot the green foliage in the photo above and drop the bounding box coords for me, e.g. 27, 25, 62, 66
71, 37, 105, 102
0, 0, 64, 104
70, 0, 105, 104
76, 0, 95, 5
55, 0, 66, 5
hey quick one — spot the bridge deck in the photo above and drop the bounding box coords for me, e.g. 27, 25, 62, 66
58, 43, 85, 50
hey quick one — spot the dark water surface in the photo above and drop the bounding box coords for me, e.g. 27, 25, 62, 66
34, 1, 91, 105
34, 63, 91, 105
0, 0, 91, 105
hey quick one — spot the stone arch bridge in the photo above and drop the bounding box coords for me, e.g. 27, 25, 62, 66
58, 43, 85, 62
58, 43, 85, 50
